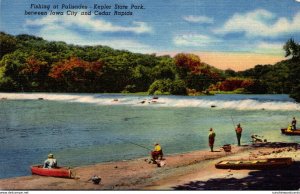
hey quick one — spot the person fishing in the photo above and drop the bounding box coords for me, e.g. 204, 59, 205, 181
287, 124, 293, 132
43, 153, 57, 168
208, 128, 216, 152
235, 123, 243, 146
292, 117, 297, 130
151, 143, 163, 163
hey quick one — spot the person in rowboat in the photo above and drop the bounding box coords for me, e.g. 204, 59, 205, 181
208, 128, 216, 152
286, 124, 293, 132
292, 117, 297, 130
43, 153, 57, 168
151, 143, 163, 163
235, 123, 243, 146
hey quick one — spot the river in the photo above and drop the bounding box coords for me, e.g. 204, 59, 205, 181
0, 93, 299, 178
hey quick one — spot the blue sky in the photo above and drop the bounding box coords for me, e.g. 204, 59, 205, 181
1, 0, 300, 70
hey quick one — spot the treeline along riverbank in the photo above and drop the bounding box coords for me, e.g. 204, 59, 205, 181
0, 32, 299, 101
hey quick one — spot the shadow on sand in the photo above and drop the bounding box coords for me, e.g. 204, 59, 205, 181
173, 162, 300, 190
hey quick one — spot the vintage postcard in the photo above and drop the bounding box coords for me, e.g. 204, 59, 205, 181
0, 0, 300, 191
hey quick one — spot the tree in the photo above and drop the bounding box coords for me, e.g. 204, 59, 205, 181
283, 38, 300, 59
174, 53, 202, 79
148, 79, 187, 95
0, 32, 17, 59
0, 50, 30, 90
49, 57, 103, 92
244, 79, 268, 94
224, 69, 237, 77
20, 56, 51, 91
174, 53, 221, 91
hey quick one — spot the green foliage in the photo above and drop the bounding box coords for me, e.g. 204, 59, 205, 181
290, 85, 300, 102
0, 33, 299, 101
235, 39, 300, 101
148, 79, 187, 95
283, 38, 300, 59
238, 64, 273, 79
174, 53, 222, 92
171, 79, 187, 95
237, 56, 298, 95
122, 85, 136, 93
148, 79, 171, 95
243, 79, 268, 94
224, 69, 237, 77
0, 32, 17, 59
0, 76, 18, 91
287, 58, 300, 102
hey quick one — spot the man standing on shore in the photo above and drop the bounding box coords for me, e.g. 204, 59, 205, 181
235, 124, 243, 146
292, 117, 297, 130
208, 128, 216, 152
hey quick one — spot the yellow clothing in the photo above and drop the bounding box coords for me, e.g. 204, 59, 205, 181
287, 125, 292, 132
154, 144, 161, 152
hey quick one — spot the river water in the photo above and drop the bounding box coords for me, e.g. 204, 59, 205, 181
0, 93, 299, 178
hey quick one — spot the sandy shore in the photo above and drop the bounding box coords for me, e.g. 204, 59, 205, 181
0, 142, 299, 190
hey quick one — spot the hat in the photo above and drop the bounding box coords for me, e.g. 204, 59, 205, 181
154, 143, 159, 146
48, 153, 54, 158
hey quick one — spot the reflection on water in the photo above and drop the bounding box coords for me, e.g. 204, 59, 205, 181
0, 93, 299, 178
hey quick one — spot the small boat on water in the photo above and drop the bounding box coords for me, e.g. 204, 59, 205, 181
281, 128, 300, 135
215, 157, 293, 170
31, 165, 72, 178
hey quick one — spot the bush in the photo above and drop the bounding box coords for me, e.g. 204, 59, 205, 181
0, 77, 18, 91
290, 86, 300, 102
148, 79, 187, 95
122, 85, 136, 93
170, 79, 187, 95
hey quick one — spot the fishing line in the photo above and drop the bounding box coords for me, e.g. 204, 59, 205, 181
117, 137, 152, 151
230, 115, 236, 130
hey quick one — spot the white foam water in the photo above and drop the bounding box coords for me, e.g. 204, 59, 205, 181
0, 93, 299, 111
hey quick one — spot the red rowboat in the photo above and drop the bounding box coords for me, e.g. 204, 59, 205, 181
31, 165, 72, 178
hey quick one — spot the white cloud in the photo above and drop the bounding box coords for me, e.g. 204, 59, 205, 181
183, 15, 214, 24
25, 15, 152, 34
214, 9, 300, 37
173, 34, 221, 47
24, 15, 154, 53
254, 42, 285, 55
36, 25, 153, 53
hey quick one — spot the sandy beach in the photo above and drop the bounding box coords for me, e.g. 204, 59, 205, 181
0, 142, 299, 190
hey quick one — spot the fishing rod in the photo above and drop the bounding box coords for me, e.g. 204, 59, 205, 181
230, 115, 236, 130
117, 138, 152, 151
